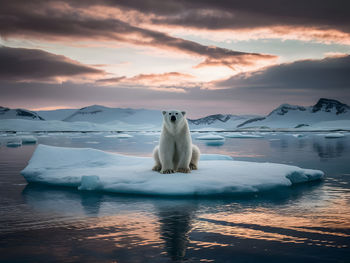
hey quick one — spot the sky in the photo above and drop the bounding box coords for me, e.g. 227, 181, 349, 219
0, 0, 350, 118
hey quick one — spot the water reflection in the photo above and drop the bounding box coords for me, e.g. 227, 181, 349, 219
156, 201, 197, 261
312, 139, 346, 159
22, 184, 102, 217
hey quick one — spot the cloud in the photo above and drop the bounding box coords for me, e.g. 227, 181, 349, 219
109, 0, 350, 43
214, 55, 350, 91
98, 72, 195, 86
0, 1, 277, 70
0, 45, 104, 82
2, 1, 349, 47
1, 55, 350, 116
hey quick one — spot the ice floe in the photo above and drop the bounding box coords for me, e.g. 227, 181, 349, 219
21, 145, 324, 196
20, 136, 38, 144
324, 133, 345, 138
7, 140, 22, 147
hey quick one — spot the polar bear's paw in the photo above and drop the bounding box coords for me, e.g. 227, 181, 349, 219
161, 169, 175, 174
189, 163, 198, 170
177, 167, 191, 173
152, 165, 162, 172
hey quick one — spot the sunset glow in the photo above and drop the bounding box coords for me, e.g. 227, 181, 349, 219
0, 0, 349, 116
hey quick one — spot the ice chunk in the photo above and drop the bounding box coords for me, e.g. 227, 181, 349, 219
6, 139, 22, 147
324, 133, 345, 138
224, 133, 263, 138
196, 134, 225, 140
20, 135, 38, 144
291, 134, 305, 138
21, 145, 324, 196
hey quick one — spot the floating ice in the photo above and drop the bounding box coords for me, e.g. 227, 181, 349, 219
324, 133, 345, 138
20, 136, 38, 144
196, 134, 225, 140
224, 133, 263, 138
7, 140, 22, 147
291, 134, 305, 138
21, 145, 324, 196
117, 133, 133, 138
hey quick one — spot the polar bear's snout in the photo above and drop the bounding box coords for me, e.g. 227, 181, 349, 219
171, 115, 176, 122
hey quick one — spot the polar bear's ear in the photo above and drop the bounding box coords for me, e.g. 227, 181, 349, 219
162, 110, 167, 116
181, 111, 186, 116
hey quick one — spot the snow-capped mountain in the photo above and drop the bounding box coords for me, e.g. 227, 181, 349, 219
63, 105, 163, 126
188, 114, 260, 130
238, 98, 350, 129
1, 98, 349, 132
37, 108, 77, 121
0, 106, 45, 120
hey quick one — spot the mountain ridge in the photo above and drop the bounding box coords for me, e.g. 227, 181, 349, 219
1, 98, 349, 131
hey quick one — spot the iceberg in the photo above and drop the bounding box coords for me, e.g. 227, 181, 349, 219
20, 135, 38, 144
291, 134, 305, 138
196, 134, 225, 140
21, 145, 324, 196
324, 132, 345, 138
7, 140, 22, 147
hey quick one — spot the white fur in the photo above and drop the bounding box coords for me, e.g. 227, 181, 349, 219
153, 110, 200, 174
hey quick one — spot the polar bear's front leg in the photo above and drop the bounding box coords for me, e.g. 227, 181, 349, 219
159, 141, 175, 174
176, 143, 192, 173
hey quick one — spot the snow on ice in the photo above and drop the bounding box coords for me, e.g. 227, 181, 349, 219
21, 145, 324, 196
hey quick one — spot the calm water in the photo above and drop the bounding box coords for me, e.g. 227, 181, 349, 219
0, 132, 350, 262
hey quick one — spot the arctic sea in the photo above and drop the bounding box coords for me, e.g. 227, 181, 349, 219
0, 131, 349, 262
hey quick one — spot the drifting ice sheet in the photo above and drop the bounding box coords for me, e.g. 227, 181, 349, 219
21, 145, 324, 196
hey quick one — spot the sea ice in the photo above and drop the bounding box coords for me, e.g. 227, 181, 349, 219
21, 145, 324, 196
196, 134, 225, 140
20, 136, 38, 144
324, 133, 345, 138
291, 134, 305, 138
104, 133, 133, 138
199, 154, 233, 160
7, 140, 22, 147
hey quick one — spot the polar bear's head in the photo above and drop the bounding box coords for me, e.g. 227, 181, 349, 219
162, 110, 187, 131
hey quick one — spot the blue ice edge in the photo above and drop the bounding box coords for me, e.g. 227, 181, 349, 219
21, 145, 324, 196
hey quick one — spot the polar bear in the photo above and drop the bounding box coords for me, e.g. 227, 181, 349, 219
152, 110, 200, 174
